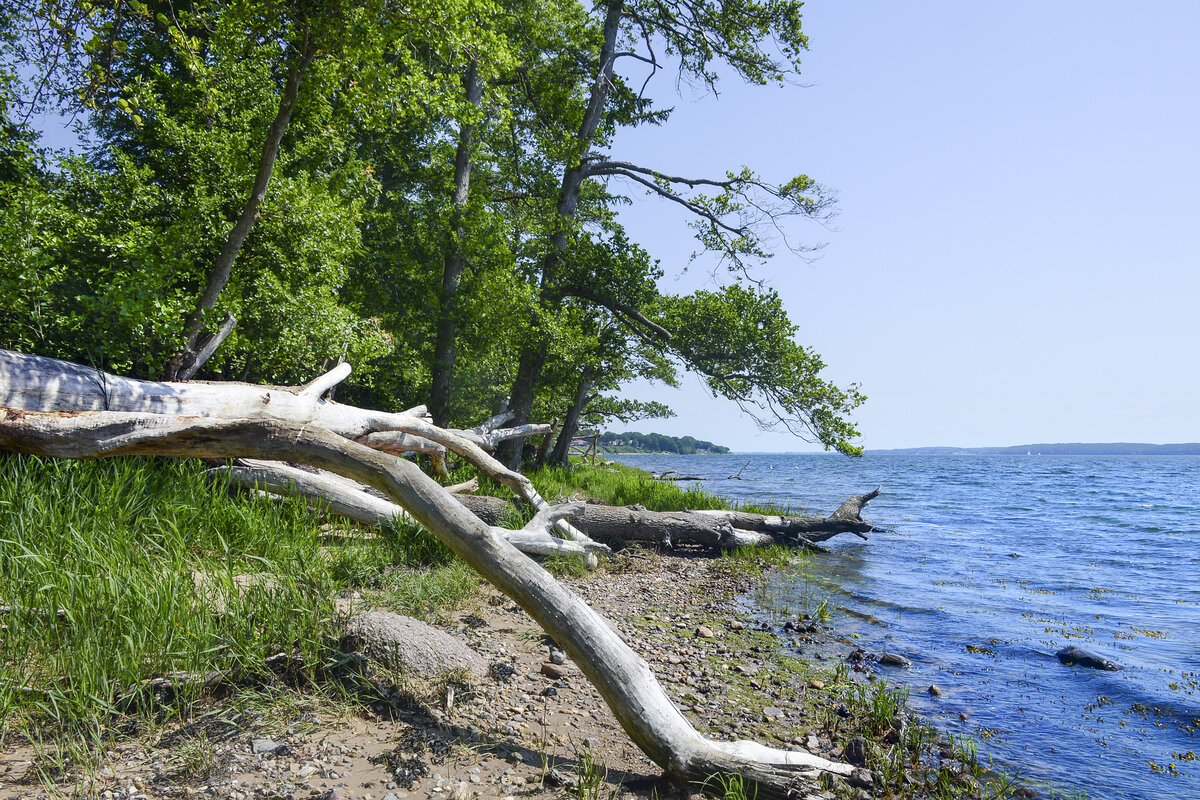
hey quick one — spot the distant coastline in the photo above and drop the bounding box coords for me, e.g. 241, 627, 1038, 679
597, 431, 730, 455
866, 442, 1200, 456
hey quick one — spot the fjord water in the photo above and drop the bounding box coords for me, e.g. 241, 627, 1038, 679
612, 453, 1200, 800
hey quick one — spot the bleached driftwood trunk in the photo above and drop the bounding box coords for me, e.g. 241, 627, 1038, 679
0, 354, 864, 798
0, 350, 597, 549
220, 459, 605, 562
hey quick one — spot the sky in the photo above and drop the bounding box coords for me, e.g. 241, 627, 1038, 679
609, 1, 1200, 452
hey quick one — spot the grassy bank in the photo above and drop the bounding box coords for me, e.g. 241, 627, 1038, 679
0, 455, 481, 751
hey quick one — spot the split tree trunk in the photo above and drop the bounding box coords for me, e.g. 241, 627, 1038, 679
0, 411, 861, 799
163, 42, 316, 381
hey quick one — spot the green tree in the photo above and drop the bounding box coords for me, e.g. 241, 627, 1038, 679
496, 0, 845, 465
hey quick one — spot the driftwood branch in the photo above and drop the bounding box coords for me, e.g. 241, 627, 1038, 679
216, 459, 601, 563
0, 408, 859, 797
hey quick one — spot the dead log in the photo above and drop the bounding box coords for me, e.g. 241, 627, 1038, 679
457, 494, 876, 550
217, 459, 603, 563
0, 350, 596, 548
215, 458, 874, 554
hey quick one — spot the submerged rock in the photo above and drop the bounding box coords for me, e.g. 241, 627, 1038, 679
1056, 646, 1122, 671
879, 652, 912, 667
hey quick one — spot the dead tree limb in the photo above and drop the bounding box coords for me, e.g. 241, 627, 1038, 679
456, 495, 876, 550
0, 408, 859, 797
0, 350, 596, 548
217, 459, 602, 563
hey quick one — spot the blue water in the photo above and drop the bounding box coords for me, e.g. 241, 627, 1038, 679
612, 453, 1200, 800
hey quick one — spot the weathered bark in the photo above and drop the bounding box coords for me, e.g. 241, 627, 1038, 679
0, 350, 594, 546
455, 493, 876, 551
429, 59, 485, 427
0, 406, 859, 798
548, 365, 596, 467
163, 42, 316, 381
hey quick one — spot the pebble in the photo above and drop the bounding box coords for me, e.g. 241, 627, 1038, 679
928, 684, 943, 696
844, 736, 868, 766
695, 625, 715, 638
809, 679, 825, 689
549, 649, 566, 665
539, 662, 566, 679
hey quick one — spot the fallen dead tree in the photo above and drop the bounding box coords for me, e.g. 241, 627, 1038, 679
215, 460, 877, 553
0, 350, 597, 551
0, 353, 866, 797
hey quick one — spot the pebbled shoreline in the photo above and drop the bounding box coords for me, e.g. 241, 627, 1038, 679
0, 549, 1027, 800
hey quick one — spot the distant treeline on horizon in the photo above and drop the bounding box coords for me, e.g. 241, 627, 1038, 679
867, 443, 1200, 456
598, 432, 730, 454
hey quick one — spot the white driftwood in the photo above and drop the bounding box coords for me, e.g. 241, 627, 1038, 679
218, 459, 600, 563
0, 407, 859, 797
0, 350, 592, 545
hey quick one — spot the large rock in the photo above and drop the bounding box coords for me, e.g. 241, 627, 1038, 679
1056, 645, 1122, 671
341, 611, 485, 680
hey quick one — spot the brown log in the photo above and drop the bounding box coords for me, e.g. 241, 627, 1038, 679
457, 494, 877, 550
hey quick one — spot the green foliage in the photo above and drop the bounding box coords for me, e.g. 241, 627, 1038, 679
0, 0, 865, 451
524, 462, 730, 512
657, 285, 865, 455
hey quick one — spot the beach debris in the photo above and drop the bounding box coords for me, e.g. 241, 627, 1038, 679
540, 662, 567, 679
1056, 646, 1123, 671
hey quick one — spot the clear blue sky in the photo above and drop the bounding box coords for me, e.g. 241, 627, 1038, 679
610, 0, 1200, 452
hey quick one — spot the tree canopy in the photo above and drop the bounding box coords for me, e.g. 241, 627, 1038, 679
0, 0, 865, 458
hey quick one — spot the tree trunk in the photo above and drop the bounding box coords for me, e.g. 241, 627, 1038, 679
1, 383, 863, 798
163, 43, 315, 381
500, 0, 626, 464
429, 60, 484, 427
496, 347, 545, 467
549, 366, 596, 467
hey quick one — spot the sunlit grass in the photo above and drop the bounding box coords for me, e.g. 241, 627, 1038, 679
0, 454, 479, 747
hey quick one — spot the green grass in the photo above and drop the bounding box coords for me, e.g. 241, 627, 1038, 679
524, 463, 732, 512
0, 454, 480, 748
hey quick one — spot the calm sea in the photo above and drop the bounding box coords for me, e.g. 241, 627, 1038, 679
611, 453, 1200, 800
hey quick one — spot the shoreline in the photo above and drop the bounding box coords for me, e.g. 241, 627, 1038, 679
1, 547, 1032, 800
